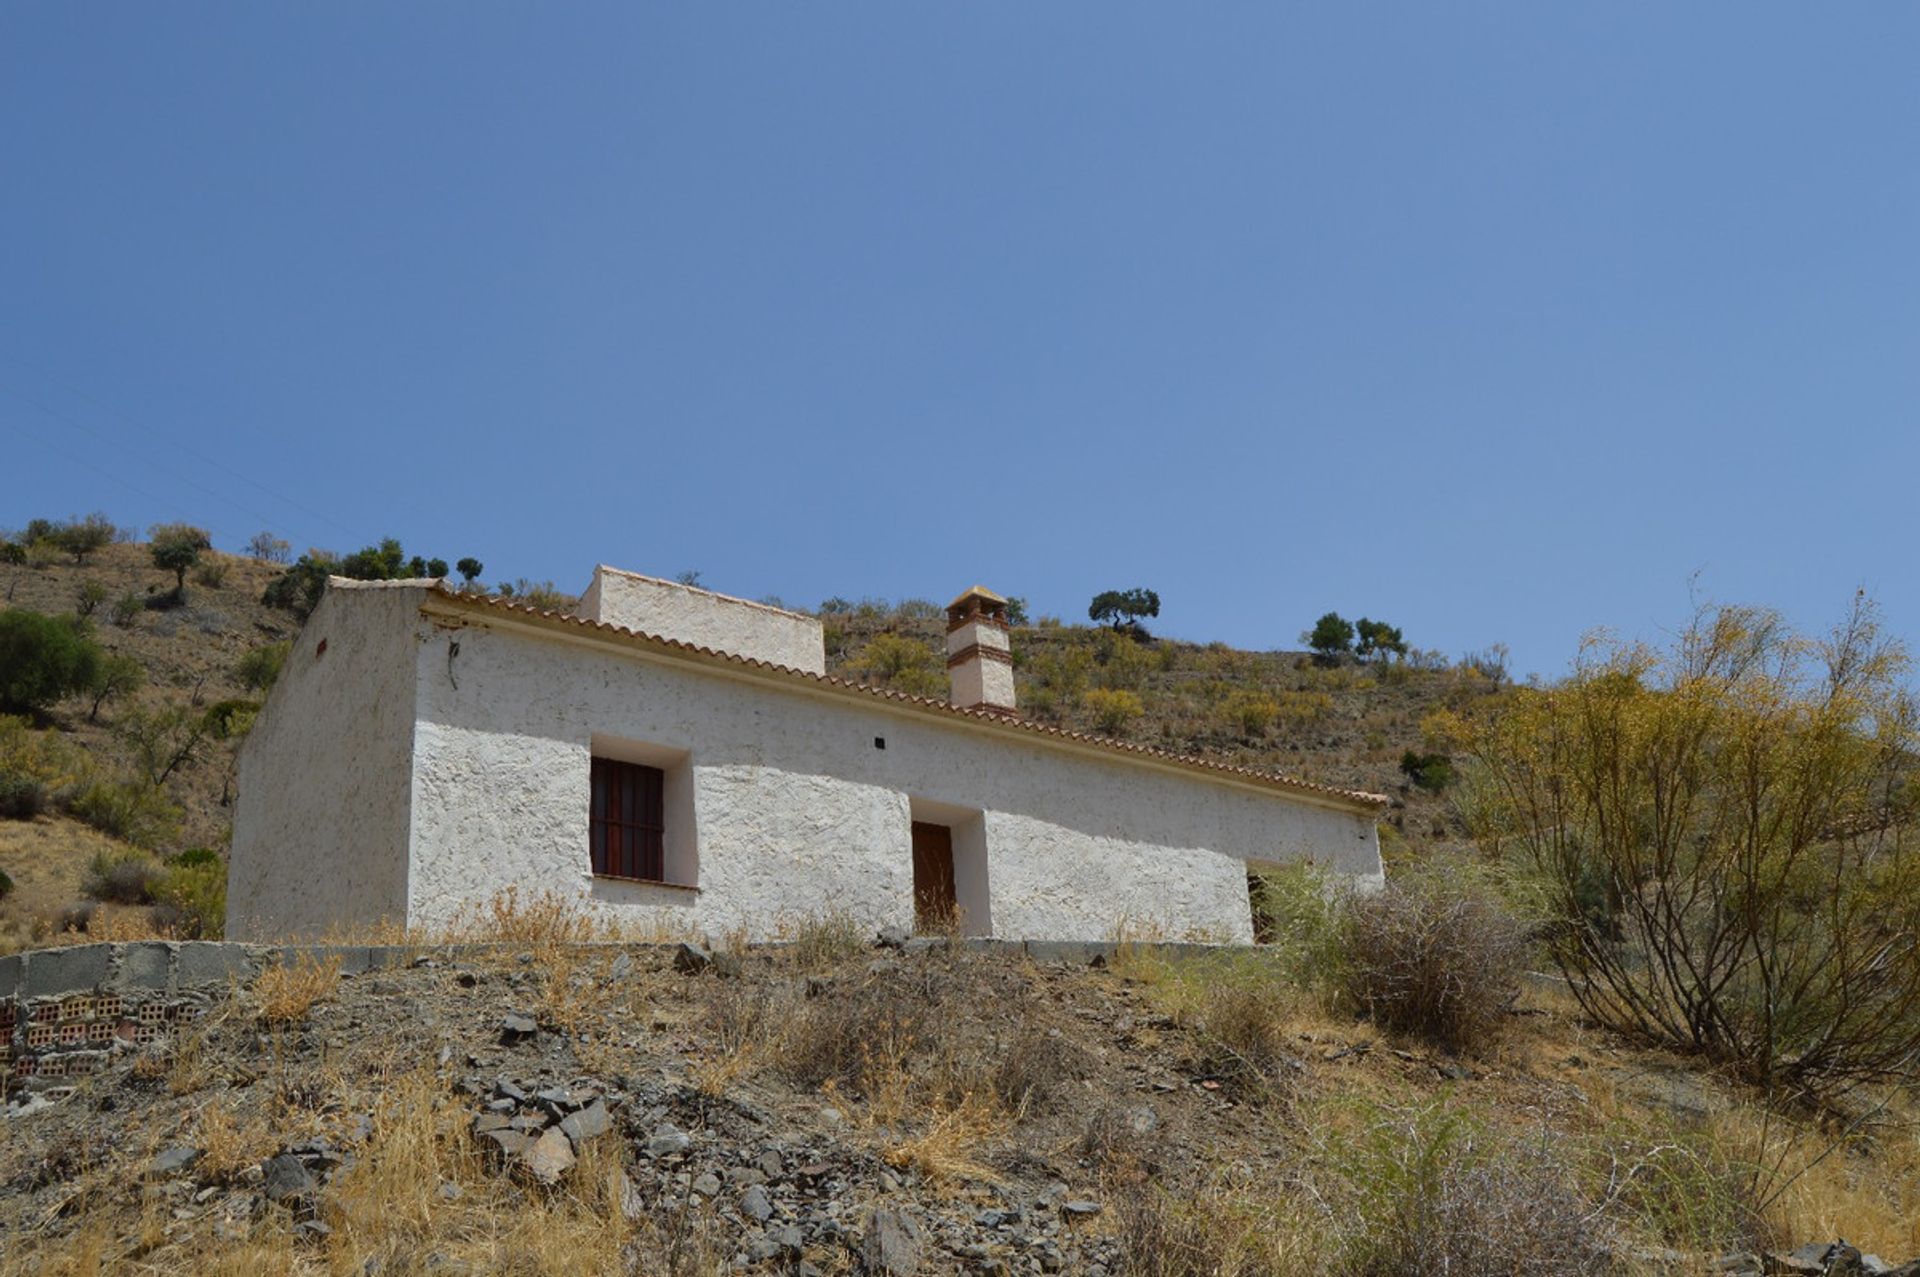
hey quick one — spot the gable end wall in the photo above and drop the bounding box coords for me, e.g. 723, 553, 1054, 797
226, 583, 426, 940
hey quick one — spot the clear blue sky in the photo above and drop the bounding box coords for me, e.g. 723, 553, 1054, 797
4, 5, 1916, 678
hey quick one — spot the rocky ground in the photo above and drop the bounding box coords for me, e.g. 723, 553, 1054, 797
3, 929, 1916, 1276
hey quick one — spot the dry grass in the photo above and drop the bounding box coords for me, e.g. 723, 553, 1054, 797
880, 1093, 1005, 1185
1709, 1100, 1920, 1256
1117, 1178, 1320, 1276
193, 1099, 278, 1181
777, 905, 869, 967
3, 1062, 729, 1277
253, 953, 342, 1025
991, 1018, 1092, 1115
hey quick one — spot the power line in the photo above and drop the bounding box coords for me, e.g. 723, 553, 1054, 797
7, 422, 250, 548
0, 359, 375, 550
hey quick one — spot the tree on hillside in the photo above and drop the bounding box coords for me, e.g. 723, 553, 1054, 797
456, 557, 484, 586
261, 551, 338, 619
149, 524, 211, 593
1088, 588, 1160, 633
0, 610, 102, 715
341, 538, 407, 581
245, 531, 291, 564
1305, 612, 1354, 663
1355, 617, 1407, 663
86, 652, 144, 723
46, 513, 118, 565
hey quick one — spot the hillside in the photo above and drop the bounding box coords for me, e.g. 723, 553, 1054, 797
1, 531, 1486, 947
3, 927, 1916, 1273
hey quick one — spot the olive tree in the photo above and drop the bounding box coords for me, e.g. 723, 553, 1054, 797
149, 523, 211, 593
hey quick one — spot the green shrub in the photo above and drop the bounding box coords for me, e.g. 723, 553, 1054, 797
201, 698, 259, 741
1093, 631, 1155, 691
1023, 646, 1093, 716
235, 641, 291, 693
109, 591, 143, 627
1338, 866, 1529, 1054
262, 553, 335, 617
1398, 749, 1455, 792
1084, 688, 1144, 735
1247, 862, 1343, 974
169, 846, 221, 869
83, 846, 167, 904
154, 860, 225, 938
0, 770, 47, 820
850, 634, 945, 698
0, 714, 92, 807
76, 579, 109, 617
68, 778, 181, 849
1220, 689, 1279, 737
0, 609, 102, 714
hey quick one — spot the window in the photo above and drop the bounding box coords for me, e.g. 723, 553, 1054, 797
590, 756, 665, 882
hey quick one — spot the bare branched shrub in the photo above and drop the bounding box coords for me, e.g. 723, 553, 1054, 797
1339, 867, 1527, 1054
1458, 595, 1920, 1098
1197, 982, 1304, 1099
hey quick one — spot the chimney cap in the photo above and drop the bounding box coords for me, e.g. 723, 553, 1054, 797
946, 584, 1007, 611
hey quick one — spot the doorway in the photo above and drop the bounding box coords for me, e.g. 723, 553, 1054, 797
910, 821, 958, 932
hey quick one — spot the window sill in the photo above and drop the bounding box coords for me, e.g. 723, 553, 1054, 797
592, 874, 700, 893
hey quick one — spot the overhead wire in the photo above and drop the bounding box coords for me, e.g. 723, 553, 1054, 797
0, 370, 370, 553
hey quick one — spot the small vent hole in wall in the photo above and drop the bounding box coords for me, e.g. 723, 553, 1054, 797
874, 737, 886, 750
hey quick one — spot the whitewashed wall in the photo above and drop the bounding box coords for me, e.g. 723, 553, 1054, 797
405, 606, 1382, 942
226, 581, 425, 940
576, 566, 826, 674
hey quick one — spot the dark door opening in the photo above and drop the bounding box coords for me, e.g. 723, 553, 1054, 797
911, 821, 958, 932
1248, 870, 1277, 945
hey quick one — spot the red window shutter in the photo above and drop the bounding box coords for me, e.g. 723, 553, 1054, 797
590, 757, 666, 882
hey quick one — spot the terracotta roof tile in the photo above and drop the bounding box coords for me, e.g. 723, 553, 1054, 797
423, 585, 1389, 812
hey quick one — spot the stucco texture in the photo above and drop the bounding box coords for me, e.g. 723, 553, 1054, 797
403, 610, 1381, 943
577, 566, 826, 675
227, 582, 424, 941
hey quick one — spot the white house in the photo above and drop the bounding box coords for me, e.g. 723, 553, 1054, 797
226, 567, 1386, 943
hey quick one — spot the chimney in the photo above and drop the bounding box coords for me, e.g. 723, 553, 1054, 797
946, 586, 1017, 716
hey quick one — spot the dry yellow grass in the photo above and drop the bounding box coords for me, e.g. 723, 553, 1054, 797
1712, 1101, 1920, 1257
881, 1093, 1006, 1185
254, 953, 342, 1025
